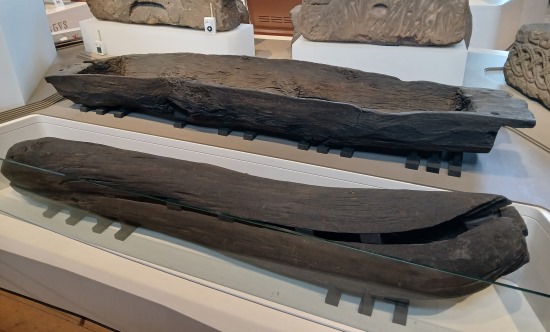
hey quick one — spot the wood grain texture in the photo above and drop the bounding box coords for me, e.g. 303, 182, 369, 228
299, 0, 469, 46
1, 138, 530, 299
45, 54, 535, 153
505, 24, 550, 110
86, 0, 248, 31
3, 138, 513, 234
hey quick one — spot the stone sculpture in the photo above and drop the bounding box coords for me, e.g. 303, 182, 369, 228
293, 0, 472, 46
2, 137, 530, 300
505, 24, 550, 110
45, 53, 535, 153
86, 0, 249, 31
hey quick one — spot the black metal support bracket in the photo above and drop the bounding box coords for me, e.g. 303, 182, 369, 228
65, 210, 87, 226
114, 223, 138, 241
426, 152, 442, 174
243, 131, 258, 141
298, 141, 311, 151
340, 147, 355, 158
113, 110, 131, 118
357, 294, 410, 326
448, 152, 464, 177
92, 217, 113, 234
42, 204, 63, 219
358, 293, 375, 316
405, 151, 421, 170
80, 105, 94, 112
392, 299, 410, 326
325, 286, 343, 306
316, 145, 330, 154
173, 121, 187, 129
218, 128, 232, 136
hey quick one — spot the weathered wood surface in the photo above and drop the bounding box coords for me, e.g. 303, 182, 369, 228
86, 0, 248, 31
1, 138, 530, 299
4, 138, 513, 234
505, 24, 550, 110
297, 0, 469, 46
45, 53, 535, 153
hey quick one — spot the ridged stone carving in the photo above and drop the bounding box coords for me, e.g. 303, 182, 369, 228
86, 0, 249, 31
504, 24, 550, 110
296, 0, 470, 46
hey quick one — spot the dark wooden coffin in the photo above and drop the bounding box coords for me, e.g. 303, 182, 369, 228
1, 138, 530, 300
45, 53, 536, 153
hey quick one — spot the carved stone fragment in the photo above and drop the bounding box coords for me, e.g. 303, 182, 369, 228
298, 0, 470, 46
504, 24, 550, 110
1, 138, 530, 300
290, 4, 302, 43
85, 0, 248, 31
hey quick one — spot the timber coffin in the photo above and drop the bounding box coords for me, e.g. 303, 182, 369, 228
1, 138, 530, 300
45, 53, 536, 153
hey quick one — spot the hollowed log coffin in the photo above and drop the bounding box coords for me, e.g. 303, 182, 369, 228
45, 53, 535, 153
1, 138, 530, 300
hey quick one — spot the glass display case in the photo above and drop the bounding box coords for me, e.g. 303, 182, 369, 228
0, 115, 548, 331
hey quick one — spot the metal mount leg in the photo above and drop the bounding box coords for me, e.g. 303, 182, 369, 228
65, 210, 87, 226
340, 147, 355, 158
173, 121, 187, 129
316, 145, 330, 154
80, 105, 94, 112
448, 152, 464, 177
92, 217, 113, 234
114, 223, 138, 241
298, 141, 311, 151
392, 300, 410, 326
113, 109, 130, 118
243, 131, 258, 141
426, 152, 442, 174
325, 286, 342, 306
218, 128, 232, 136
405, 151, 421, 170
42, 204, 63, 219
358, 293, 375, 316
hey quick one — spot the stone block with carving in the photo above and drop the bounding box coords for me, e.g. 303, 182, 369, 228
505, 24, 550, 110
86, 0, 249, 31
295, 0, 470, 46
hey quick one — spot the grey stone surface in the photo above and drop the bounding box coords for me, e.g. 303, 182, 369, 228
505, 24, 550, 110
86, 0, 248, 31
298, 0, 470, 46
290, 5, 302, 43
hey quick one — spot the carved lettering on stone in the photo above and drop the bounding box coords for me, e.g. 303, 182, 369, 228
86, 0, 248, 31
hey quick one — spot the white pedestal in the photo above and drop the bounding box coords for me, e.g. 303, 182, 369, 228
45, 2, 93, 34
292, 36, 467, 86
80, 18, 255, 56
469, 0, 524, 50
0, 0, 56, 111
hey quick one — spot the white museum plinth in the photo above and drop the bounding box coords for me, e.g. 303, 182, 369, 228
80, 18, 255, 56
0, 0, 56, 111
292, 37, 467, 86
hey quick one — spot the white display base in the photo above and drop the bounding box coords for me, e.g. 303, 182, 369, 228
45, 2, 93, 34
0, 0, 56, 111
469, 0, 523, 50
80, 18, 255, 56
292, 37, 467, 85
